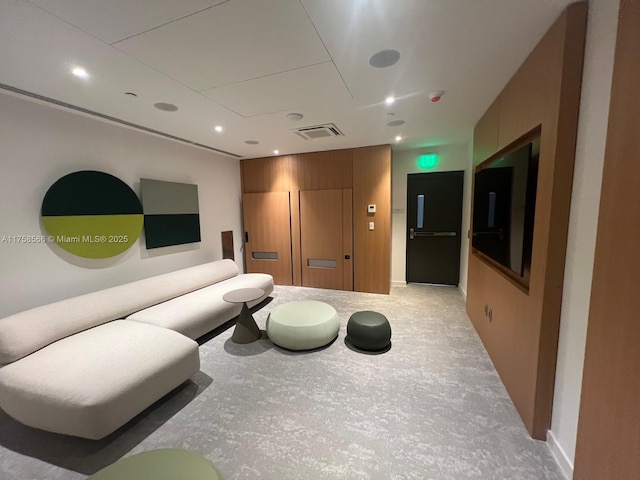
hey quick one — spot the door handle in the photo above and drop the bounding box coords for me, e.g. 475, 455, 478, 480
413, 231, 457, 237
472, 228, 504, 240
409, 228, 415, 240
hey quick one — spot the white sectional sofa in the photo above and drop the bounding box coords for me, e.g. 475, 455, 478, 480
0, 259, 273, 440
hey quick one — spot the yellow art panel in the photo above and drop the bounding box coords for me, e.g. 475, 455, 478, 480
42, 215, 143, 259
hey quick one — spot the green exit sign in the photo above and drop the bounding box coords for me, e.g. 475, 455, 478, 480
417, 153, 439, 170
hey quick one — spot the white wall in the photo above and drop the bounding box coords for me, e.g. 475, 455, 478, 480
0, 91, 243, 317
549, 0, 619, 477
390, 143, 471, 290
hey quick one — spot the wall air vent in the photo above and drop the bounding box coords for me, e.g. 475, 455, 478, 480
292, 123, 344, 140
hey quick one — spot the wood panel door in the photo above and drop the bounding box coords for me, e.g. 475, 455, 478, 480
299, 189, 353, 290
242, 192, 292, 285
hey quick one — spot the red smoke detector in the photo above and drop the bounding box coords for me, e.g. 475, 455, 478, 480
429, 90, 445, 102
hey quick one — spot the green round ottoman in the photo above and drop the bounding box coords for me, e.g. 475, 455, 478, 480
346, 311, 392, 353
88, 448, 223, 480
266, 300, 340, 350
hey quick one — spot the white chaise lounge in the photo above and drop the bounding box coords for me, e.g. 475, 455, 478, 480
0, 259, 273, 439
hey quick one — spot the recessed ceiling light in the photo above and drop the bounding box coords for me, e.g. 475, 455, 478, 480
385, 96, 395, 106
395, 135, 402, 142
273, 150, 279, 155
214, 125, 223, 133
369, 49, 401, 68
388, 120, 405, 127
286, 112, 304, 121
71, 67, 89, 79
153, 102, 178, 112
245, 140, 259, 145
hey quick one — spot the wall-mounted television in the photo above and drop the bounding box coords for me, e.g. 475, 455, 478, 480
472, 130, 540, 288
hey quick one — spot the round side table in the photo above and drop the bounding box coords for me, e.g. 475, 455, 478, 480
223, 288, 265, 344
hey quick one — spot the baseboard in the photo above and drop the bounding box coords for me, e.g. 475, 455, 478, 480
391, 281, 407, 287
547, 430, 573, 480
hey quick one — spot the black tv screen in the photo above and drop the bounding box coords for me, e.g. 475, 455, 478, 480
472, 135, 539, 284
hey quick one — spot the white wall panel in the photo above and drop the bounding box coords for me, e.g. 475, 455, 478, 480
0, 91, 242, 317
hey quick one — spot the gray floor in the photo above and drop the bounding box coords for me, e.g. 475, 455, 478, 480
0, 285, 564, 480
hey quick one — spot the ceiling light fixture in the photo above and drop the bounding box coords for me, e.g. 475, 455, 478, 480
385, 96, 395, 106
214, 125, 223, 133
395, 135, 402, 142
273, 150, 279, 155
71, 67, 89, 79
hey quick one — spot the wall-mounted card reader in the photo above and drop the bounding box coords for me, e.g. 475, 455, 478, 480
368, 204, 376, 213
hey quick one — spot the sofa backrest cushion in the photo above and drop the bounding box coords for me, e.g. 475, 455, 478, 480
0, 259, 239, 364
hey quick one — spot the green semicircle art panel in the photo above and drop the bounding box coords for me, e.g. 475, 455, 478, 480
42, 171, 143, 259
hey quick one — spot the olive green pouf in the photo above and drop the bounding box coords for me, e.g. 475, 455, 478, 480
267, 300, 340, 350
88, 449, 223, 480
346, 311, 392, 353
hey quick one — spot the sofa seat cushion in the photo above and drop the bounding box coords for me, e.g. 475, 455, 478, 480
0, 320, 199, 440
126, 273, 273, 340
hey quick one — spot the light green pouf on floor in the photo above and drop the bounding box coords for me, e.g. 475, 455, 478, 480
267, 300, 340, 350
87, 448, 223, 480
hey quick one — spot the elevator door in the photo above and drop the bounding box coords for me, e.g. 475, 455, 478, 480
242, 191, 292, 285
300, 189, 353, 290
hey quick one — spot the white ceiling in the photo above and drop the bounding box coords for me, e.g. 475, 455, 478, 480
0, 0, 577, 159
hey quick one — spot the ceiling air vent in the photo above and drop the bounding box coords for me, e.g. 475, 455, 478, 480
292, 123, 344, 140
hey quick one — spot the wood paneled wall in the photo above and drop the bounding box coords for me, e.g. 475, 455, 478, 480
241, 145, 390, 294
574, 0, 640, 477
467, 2, 587, 439
241, 154, 297, 193
297, 150, 353, 190
353, 145, 391, 294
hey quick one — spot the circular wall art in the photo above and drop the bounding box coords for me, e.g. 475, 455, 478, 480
41, 171, 143, 259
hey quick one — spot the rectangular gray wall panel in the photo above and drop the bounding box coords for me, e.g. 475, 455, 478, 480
141, 178, 199, 215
